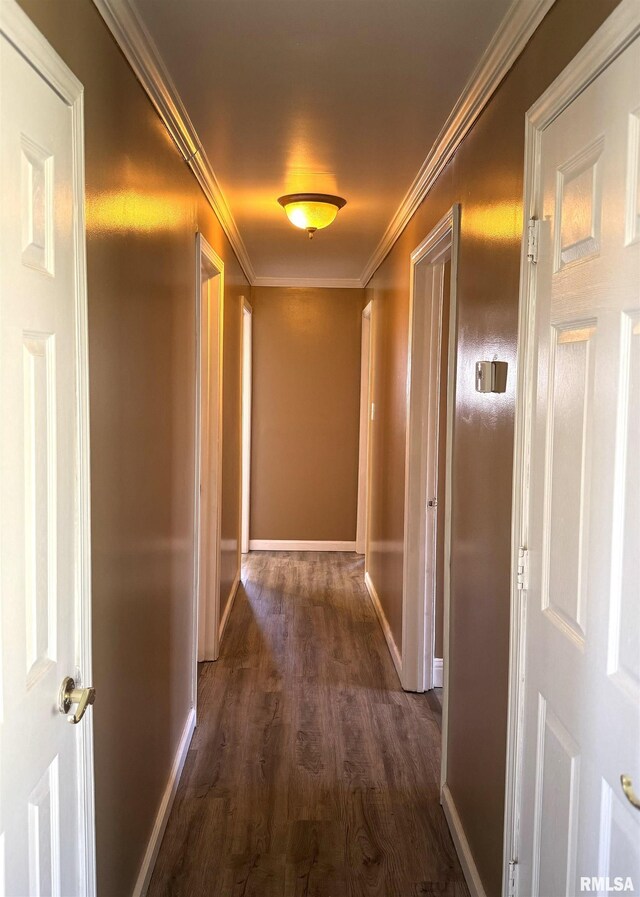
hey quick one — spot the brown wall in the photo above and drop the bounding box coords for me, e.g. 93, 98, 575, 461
365, 1, 619, 893
15, 2, 246, 894
250, 286, 366, 542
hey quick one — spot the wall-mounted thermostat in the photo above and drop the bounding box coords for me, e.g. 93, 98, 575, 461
476, 360, 508, 393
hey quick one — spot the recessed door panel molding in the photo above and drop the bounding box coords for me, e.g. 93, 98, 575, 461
28, 757, 61, 897
531, 695, 580, 897
598, 779, 640, 883
541, 321, 596, 647
626, 107, 640, 245
22, 332, 57, 687
20, 134, 54, 276
607, 311, 640, 699
554, 137, 604, 271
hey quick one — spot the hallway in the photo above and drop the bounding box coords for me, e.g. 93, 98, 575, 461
148, 552, 468, 896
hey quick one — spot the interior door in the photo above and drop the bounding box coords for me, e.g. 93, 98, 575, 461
518, 34, 640, 895
0, 10, 95, 896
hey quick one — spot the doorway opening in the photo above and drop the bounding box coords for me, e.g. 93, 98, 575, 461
193, 233, 225, 682
241, 298, 253, 555
402, 205, 460, 785
356, 300, 372, 559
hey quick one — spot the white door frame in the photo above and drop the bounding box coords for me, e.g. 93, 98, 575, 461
193, 233, 224, 675
241, 298, 252, 555
356, 301, 372, 557
502, 4, 640, 893
0, 1, 96, 891
401, 205, 460, 701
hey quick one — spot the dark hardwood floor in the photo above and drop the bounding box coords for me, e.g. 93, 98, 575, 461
147, 551, 469, 897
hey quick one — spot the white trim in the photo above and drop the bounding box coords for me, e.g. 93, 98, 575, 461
356, 301, 372, 555
0, 0, 83, 100
131, 708, 196, 897
195, 234, 225, 663
432, 657, 443, 689
218, 571, 240, 645
502, 4, 640, 896
360, 0, 555, 285
0, 4, 97, 893
241, 300, 252, 554
248, 540, 356, 552
401, 207, 459, 698
365, 572, 402, 682
442, 785, 488, 897
92, 0, 255, 284
252, 276, 365, 289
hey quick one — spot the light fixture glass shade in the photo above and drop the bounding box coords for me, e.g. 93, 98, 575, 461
278, 193, 346, 237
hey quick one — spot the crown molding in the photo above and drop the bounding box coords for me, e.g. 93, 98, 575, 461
92, 0, 256, 284
359, 0, 556, 286
252, 276, 366, 289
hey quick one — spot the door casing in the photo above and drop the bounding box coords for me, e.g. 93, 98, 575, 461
356, 301, 372, 558
240, 298, 252, 555
194, 233, 224, 672
401, 205, 460, 716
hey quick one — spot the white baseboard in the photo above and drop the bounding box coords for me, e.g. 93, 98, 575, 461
248, 539, 356, 552
433, 657, 444, 688
219, 571, 240, 643
132, 707, 196, 897
364, 571, 403, 681
441, 783, 487, 897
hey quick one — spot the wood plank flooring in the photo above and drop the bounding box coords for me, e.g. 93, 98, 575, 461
147, 552, 470, 897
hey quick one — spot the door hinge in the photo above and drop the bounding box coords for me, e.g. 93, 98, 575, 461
527, 218, 539, 264
508, 860, 518, 897
517, 548, 529, 591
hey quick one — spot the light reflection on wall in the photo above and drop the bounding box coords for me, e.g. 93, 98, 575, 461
463, 200, 521, 242
86, 189, 190, 234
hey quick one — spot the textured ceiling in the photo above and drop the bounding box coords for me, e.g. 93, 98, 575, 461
132, 0, 513, 282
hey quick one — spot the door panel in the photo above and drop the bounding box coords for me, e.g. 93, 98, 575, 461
518, 33, 640, 894
1, 14, 95, 896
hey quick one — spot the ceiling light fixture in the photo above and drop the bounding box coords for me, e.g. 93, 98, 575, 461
277, 193, 346, 239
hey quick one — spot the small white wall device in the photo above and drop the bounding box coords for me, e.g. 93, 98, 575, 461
475, 360, 508, 393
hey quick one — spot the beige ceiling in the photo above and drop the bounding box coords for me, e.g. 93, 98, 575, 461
131, 0, 513, 284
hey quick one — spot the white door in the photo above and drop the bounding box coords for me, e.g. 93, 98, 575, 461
0, 6, 96, 896
517, 32, 640, 896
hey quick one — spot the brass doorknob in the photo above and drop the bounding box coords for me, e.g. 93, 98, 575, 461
58, 676, 96, 724
620, 775, 640, 810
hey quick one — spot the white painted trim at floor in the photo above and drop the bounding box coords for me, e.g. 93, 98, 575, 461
442, 784, 488, 897
249, 540, 356, 552
132, 708, 196, 897
252, 276, 366, 289
364, 572, 403, 681
218, 572, 240, 644
360, 0, 555, 285
432, 657, 443, 688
